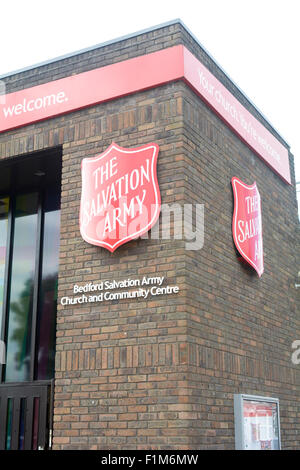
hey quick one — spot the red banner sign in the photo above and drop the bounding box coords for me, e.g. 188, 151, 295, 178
0, 46, 183, 133
80, 142, 161, 252
0, 45, 290, 184
231, 177, 264, 277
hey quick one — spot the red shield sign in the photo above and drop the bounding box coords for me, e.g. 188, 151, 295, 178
80, 142, 161, 252
231, 177, 264, 277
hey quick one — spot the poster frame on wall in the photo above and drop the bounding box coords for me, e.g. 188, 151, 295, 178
234, 394, 281, 450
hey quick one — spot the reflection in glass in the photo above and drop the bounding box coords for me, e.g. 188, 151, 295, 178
0, 197, 9, 336
36, 189, 60, 380
243, 400, 280, 450
5, 193, 38, 382
19, 398, 25, 450
32, 397, 39, 450
6, 398, 12, 450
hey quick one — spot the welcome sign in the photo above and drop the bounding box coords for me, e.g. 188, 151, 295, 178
80, 142, 161, 252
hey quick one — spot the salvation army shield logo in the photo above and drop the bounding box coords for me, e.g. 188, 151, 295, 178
231, 177, 264, 277
80, 142, 161, 252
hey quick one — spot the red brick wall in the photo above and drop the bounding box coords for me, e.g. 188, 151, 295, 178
54, 84, 191, 449
0, 21, 299, 450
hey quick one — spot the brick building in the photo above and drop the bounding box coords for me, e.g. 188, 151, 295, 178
0, 20, 299, 450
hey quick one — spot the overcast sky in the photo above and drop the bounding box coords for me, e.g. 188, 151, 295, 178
1, 0, 299, 204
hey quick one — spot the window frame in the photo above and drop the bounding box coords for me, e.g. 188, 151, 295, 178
0, 190, 44, 383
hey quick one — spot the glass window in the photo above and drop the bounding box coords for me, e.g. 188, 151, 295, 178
243, 400, 280, 450
5, 193, 39, 382
35, 189, 61, 380
234, 394, 281, 450
0, 197, 9, 335
0, 173, 60, 382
